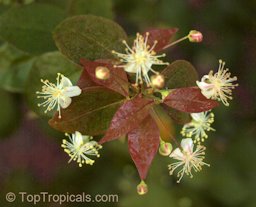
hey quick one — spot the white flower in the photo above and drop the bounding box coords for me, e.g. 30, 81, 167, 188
61, 131, 102, 167
196, 60, 238, 106
112, 33, 169, 86
36, 73, 81, 118
168, 138, 209, 183
181, 111, 215, 144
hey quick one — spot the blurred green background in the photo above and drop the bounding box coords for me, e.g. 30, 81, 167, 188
0, 0, 255, 206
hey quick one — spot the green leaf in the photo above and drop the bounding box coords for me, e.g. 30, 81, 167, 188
0, 89, 20, 137
49, 87, 125, 136
53, 15, 127, 63
25, 51, 82, 118
0, 42, 37, 93
0, 42, 25, 70
0, 3, 65, 54
1, 57, 35, 93
67, 0, 113, 19
36, 0, 68, 9
161, 60, 199, 89
0, 4, 9, 13
0, 0, 34, 5
0, 43, 33, 92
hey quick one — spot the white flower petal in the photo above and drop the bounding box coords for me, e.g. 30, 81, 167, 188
181, 138, 194, 153
63, 86, 82, 97
196, 80, 211, 90
144, 62, 153, 73
170, 148, 183, 159
74, 131, 84, 146
61, 76, 73, 87
201, 75, 210, 82
201, 88, 215, 99
59, 96, 72, 109
124, 63, 137, 73
191, 112, 203, 121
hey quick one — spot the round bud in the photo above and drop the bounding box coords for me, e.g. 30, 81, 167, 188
188, 30, 203, 43
159, 141, 172, 156
95, 66, 110, 80
137, 180, 148, 195
151, 74, 165, 89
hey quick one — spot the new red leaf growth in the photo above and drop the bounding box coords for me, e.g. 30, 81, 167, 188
80, 58, 129, 96
128, 116, 160, 180
164, 87, 219, 113
99, 96, 155, 144
77, 68, 98, 89
144, 28, 178, 52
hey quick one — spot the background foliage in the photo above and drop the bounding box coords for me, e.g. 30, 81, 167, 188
0, 0, 255, 206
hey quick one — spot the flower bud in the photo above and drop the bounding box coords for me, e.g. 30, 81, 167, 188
95, 66, 110, 80
188, 30, 203, 43
151, 74, 165, 89
159, 140, 172, 156
137, 180, 148, 195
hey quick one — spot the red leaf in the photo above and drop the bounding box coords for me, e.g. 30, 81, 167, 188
164, 87, 219, 113
77, 68, 98, 89
99, 96, 154, 144
144, 28, 178, 52
80, 58, 129, 96
128, 116, 160, 180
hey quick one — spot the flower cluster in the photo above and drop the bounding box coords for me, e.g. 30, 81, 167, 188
36, 74, 102, 167
166, 59, 238, 183
36, 28, 238, 194
159, 111, 213, 183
